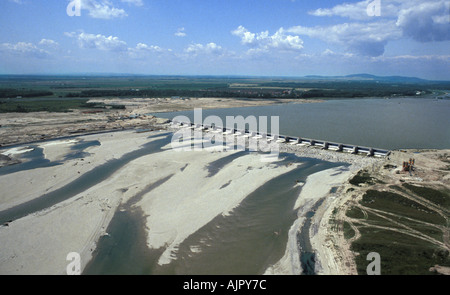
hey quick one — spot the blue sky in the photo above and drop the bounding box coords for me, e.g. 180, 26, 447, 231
1, 0, 449, 79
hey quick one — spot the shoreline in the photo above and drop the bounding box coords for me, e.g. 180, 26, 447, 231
0, 96, 320, 149
263, 165, 355, 275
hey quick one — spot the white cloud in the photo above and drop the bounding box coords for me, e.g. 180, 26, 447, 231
396, 1, 450, 42
67, 32, 128, 51
308, 0, 403, 20
128, 43, 166, 58
120, 0, 143, 6
232, 26, 304, 53
232, 26, 258, 46
39, 39, 59, 48
309, 0, 400, 20
135, 43, 162, 51
309, 0, 373, 20
175, 27, 187, 37
270, 28, 304, 51
79, 0, 128, 19
65, 31, 168, 59
322, 48, 335, 56
308, 0, 449, 42
0, 42, 49, 58
288, 21, 401, 56
185, 42, 224, 56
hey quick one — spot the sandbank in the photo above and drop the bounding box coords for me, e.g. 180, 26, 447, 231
0, 125, 380, 275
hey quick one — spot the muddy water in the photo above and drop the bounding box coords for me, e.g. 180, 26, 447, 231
83, 154, 342, 275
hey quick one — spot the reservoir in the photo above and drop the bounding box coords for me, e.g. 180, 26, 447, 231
153, 97, 450, 150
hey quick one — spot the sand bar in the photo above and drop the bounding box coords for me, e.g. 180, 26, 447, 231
0, 129, 301, 274
0, 124, 382, 275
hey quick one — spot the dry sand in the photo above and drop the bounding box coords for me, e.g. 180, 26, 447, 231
88, 97, 320, 114
0, 130, 164, 274
135, 141, 299, 266
0, 121, 383, 275
0, 129, 305, 274
0, 130, 154, 211
263, 166, 356, 275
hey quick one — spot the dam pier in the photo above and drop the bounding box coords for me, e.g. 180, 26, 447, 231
171, 119, 391, 158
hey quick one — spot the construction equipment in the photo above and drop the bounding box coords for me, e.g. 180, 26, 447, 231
402, 158, 415, 174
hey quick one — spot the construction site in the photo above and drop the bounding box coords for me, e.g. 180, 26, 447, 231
331, 148, 450, 274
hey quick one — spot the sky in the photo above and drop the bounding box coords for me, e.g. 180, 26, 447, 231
0, 0, 449, 80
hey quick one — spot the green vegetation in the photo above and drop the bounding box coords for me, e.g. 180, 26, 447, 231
1, 75, 448, 113
346, 187, 450, 274
0, 98, 126, 113
0, 99, 89, 113
402, 183, 450, 208
345, 206, 366, 219
343, 221, 355, 240
62, 80, 435, 99
362, 190, 446, 226
351, 228, 449, 275
349, 170, 383, 186
0, 88, 54, 98
1, 75, 449, 101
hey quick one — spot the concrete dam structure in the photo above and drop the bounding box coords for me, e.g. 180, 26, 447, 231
170, 119, 391, 158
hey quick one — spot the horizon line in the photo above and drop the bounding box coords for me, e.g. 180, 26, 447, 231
0, 73, 449, 82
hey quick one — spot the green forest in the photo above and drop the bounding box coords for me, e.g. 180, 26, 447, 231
0, 75, 449, 113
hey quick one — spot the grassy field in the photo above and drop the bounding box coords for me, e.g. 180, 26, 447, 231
345, 185, 450, 275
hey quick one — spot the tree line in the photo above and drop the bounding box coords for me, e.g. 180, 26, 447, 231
0, 88, 54, 98
63, 87, 428, 99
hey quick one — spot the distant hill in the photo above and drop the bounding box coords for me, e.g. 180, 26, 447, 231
344, 74, 429, 83
303, 74, 435, 83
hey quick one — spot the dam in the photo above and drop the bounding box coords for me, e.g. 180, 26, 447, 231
170, 119, 391, 158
